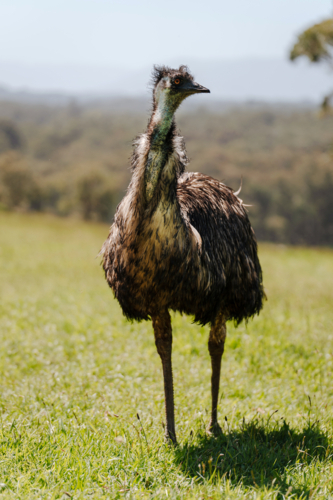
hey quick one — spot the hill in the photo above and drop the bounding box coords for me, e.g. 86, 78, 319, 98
0, 58, 331, 102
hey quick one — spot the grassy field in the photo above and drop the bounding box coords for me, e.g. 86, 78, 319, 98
0, 212, 333, 499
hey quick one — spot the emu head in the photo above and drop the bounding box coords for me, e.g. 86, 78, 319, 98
152, 65, 210, 112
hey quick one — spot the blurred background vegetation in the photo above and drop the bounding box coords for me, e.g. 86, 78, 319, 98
0, 98, 332, 246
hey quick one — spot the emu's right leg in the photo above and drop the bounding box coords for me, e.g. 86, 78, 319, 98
152, 310, 177, 444
207, 313, 226, 436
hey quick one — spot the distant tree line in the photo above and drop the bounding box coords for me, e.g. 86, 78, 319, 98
0, 101, 332, 246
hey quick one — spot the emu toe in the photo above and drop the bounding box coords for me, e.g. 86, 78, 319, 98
166, 430, 177, 445
207, 421, 223, 437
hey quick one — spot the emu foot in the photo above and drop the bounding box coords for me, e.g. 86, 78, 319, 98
165, 429, 177, 445
206, 421, 223, 437
166, 433, 177, 445
162, 421, 177, 444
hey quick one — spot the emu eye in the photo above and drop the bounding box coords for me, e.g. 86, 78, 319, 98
174, 78, 181, 85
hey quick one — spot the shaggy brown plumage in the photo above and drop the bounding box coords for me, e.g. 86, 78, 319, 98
101, 66, 265, 442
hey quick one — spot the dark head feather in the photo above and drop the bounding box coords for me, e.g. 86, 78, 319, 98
151, 65, 194, 88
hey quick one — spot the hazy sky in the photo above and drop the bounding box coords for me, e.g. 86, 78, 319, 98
1, 0, 332, 69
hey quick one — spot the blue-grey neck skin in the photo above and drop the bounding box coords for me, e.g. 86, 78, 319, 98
150, 87, 182, 146
144, 80, 185, 204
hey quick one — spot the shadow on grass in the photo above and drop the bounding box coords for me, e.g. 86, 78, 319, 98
174, 417, 330, 497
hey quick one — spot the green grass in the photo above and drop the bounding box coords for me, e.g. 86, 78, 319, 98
0, 212, 333, 499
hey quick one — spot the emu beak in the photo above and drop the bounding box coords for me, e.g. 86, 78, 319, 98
182, 81, 210, 94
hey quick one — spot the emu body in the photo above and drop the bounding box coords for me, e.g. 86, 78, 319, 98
102, 66, 264, 442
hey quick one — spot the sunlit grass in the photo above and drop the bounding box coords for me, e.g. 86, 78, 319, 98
0, 212, 332, 498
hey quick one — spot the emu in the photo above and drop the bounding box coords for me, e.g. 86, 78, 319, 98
102, 66, 264, 443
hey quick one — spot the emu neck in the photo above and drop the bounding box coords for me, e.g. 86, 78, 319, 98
144, 95, 177, 204
149, 94, 176, 146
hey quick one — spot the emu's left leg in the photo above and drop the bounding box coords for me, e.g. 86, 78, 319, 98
207, 313, 226, 436
152, 310, 177, 444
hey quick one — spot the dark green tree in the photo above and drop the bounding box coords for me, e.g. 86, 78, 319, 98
290, 18, 333, 111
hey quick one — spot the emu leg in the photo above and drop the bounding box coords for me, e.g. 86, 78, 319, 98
207, 314, 226, 436
152, 310, 177, 443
